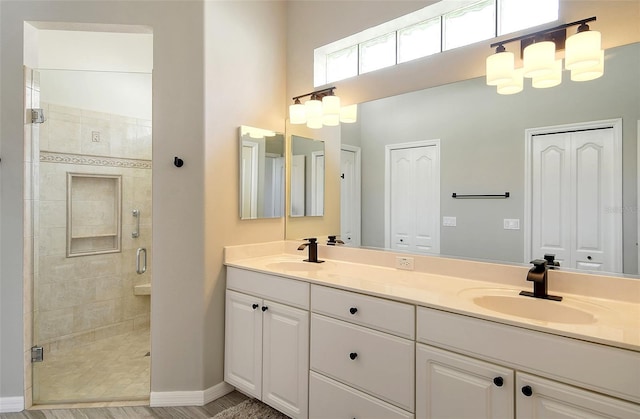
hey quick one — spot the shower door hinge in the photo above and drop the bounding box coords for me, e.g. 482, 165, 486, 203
31, 346, 44, 363
31, 108, 45, 124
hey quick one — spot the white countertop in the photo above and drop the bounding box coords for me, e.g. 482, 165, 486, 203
225, 246, 640, 352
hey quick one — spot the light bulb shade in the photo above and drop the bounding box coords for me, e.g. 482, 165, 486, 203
306, 116, 323, 129
289, 103, 306, 124
532, 59, 563, 88
486, 51, 515, 86
305, 98, 322, 118
523, 41, 556, 78
497, 68, 524, 95
565, 30, 601, 70
322, 95, 341, 116
571, 49, 604, 81
339, 104, 358, 123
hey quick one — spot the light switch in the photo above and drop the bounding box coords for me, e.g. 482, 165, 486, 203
504, 219, 520, 230
443, 216, 457, 227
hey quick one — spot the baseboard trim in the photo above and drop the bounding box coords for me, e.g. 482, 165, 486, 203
150, 381, 234, 407
0, 396, 25, 413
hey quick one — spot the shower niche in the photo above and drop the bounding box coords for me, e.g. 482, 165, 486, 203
66, 173, 122, 257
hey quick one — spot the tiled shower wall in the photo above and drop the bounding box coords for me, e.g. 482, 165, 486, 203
34, 101, 152, 355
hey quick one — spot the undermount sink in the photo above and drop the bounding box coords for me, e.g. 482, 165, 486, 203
459, 288, 600, 325
265, 261, 325, 272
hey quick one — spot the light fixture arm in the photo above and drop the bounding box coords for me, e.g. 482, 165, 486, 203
489, 16, 596, 49
292, 86, 336, 102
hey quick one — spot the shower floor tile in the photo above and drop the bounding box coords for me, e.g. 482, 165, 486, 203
34, 328, 150, 404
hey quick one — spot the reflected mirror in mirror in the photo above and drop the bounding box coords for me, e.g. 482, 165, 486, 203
239, 126, 285, 220
338, 42, 639, 276
290, 135, 325, 217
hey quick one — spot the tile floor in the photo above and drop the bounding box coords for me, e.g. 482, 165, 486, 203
33, 328, 150, 404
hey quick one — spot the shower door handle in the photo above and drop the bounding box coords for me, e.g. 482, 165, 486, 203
136, 247, 147, 274
132, 209, 140, 238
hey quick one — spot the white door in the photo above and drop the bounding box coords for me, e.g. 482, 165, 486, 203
416, 344, 513, 419
262, 301, 309, 419
264, 155, 284, 218
241, 141, 259, 219
290, 154, 305, 217
340, 146, 361, 246
310, 151, 324, 216
528, 121, 622, 272
386, 141, 440, 254
516, 373, 640, 419
224, 290, 262, 398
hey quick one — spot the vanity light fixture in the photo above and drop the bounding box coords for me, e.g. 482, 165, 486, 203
289, 87, 357, 128
486, 16, 603, 95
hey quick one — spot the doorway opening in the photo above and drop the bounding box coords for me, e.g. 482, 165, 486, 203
24, 21, 153, 404
384, 140, 441, 254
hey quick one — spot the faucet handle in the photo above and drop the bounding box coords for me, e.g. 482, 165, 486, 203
304, 237, 317, 243
530, 259, 547, 267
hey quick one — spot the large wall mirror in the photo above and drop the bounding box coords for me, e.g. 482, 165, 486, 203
290, 42, 640, 277
290, 135, 325, 217
239, 126, 285, 219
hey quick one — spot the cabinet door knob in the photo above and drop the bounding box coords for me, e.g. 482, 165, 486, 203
521, 385, 533, 397
261, 306, 268, 312
349, 307, 358, 315
493, 376, 504, 387
349, 352, 358, 360
252, 304, 259, 310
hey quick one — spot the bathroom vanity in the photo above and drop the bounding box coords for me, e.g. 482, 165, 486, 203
223, 241, 640, 419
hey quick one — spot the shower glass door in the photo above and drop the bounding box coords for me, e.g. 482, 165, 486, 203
28, 25, 153, 404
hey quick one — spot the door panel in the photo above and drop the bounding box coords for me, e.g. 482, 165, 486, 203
340, 148, 361, 246
389, 144, 440, 254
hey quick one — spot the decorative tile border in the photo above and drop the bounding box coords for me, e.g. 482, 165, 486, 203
40, 151, 152, 169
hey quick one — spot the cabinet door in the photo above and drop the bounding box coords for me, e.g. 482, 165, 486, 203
416, 344, 513, 419
516, 373, 640, 419
224, 290, 262, 398
262, 300, 309, 419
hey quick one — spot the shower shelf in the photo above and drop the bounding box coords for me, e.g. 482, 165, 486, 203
70, 233, 118, 239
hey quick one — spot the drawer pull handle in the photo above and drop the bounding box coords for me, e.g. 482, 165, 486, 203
252, 304, 259, 310
349, 352, 358, 360
521, 385, 533, 397
493, 377, 504, 387
261, 306, 268, 312
349, 307, 358, 315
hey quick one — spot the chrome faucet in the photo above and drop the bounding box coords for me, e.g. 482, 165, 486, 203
519, 259, 562, 301
298, 238, 324, 263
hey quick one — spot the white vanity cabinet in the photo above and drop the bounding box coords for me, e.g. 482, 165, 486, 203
416, 306, 640, 418
309, 285, 415, 418
224, 267, 310, 419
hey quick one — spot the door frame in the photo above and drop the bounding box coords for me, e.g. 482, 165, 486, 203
384, 139, 441, 250
340, 144, 362, 246
310, 150, 324, 216
523, 118, 623, 268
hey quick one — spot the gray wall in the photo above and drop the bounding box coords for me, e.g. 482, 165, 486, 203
1, 0, 206, 400
346, 42, 639, 273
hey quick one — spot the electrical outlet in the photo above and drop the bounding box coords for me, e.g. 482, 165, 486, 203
443, 216, 457, 227
395, 256, 414, 270
503, 218, 520, 230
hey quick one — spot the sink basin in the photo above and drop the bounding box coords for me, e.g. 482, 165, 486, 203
459, 289, 599, 324
265, 261, 325, 272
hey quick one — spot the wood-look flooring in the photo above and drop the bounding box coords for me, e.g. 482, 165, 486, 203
0, 391, 248, 419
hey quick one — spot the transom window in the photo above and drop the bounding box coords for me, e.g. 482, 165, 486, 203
314, 0, 559, 86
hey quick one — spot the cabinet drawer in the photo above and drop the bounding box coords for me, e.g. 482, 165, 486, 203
227, 266, 309, 309
417, 306, 640, 404
309, 371, 414, 419
311, 284, 415, 339
310, 314, 414, 411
